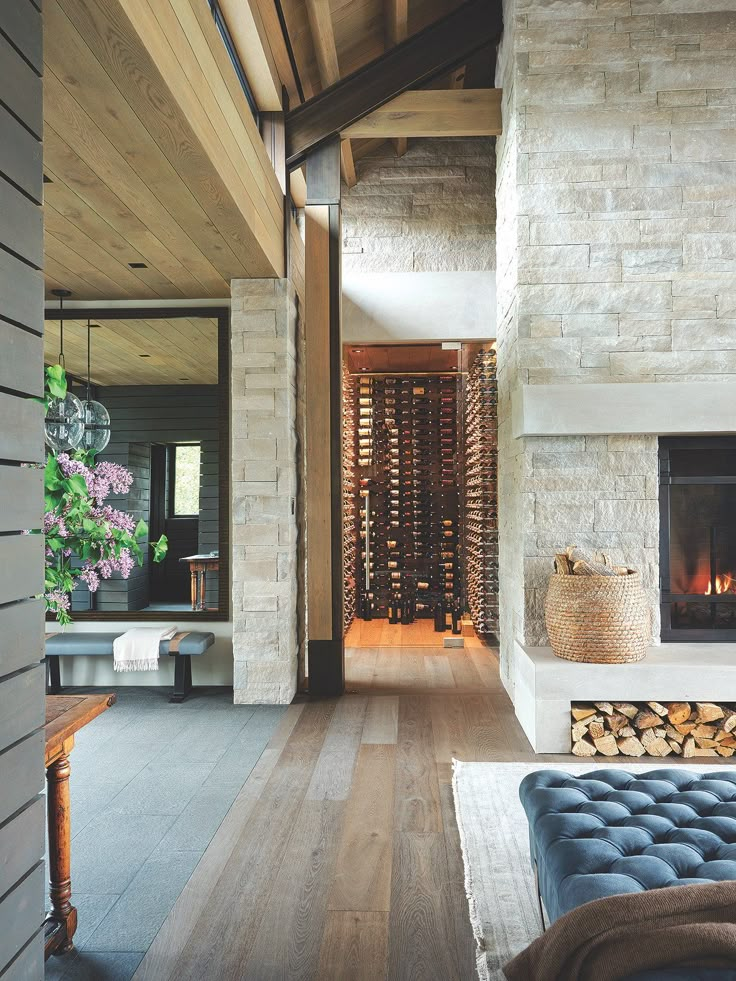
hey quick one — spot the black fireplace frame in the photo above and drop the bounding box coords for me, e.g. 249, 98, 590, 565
660, 436, 736, 642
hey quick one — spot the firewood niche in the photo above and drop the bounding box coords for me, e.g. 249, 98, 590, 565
571, 701, 736, 758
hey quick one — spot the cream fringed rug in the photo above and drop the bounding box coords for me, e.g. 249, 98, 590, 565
451, 760, 714, 981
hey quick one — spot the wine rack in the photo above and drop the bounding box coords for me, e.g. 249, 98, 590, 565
464, 347, 499, 635
354, 373, 462, 628
342, 362, 357, 632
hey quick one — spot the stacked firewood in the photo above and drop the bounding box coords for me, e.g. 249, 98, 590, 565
571, 701, 736, 758
555, 545, 629, 577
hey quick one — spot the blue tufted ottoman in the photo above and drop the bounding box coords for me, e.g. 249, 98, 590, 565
519, 768, 736, 925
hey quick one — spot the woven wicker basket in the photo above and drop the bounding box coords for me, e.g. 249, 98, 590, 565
544, 569, 648, 664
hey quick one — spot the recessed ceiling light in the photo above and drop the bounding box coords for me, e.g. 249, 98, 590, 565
353, 348, 363, 353
139, 354, 151, 358
128, 262, 148, 269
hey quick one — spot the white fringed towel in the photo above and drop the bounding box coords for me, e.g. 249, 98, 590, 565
113, 625, 178, 672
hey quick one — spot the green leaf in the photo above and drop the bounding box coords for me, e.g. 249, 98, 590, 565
44, 455, 62, 491
134, 519, 148, 540
46, 364, 67, 399
66, 473, 89, 497
151, 534, 169, 563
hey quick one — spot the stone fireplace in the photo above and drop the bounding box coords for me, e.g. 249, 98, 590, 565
660, 437, 736, 642
493, 0, 736, 753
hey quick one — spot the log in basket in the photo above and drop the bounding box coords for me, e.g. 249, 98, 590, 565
545, 568, 648, 664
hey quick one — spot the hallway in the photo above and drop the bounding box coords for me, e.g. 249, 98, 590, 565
133, 647, 550, 981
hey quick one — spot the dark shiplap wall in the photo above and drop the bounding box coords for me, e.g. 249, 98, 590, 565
92, 386, 220, 611
0, 1, 46, 976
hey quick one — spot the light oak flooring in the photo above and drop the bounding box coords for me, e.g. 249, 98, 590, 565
345, 618, 488, 649
133, 644, 559, 981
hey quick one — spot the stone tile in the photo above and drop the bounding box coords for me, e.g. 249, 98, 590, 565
71, 812, 177, 894
51, 951, 145, 981
81, 850, 202, 952
105, 763, 214, 816
67, 894, 119, 948
157, 787, 240, 852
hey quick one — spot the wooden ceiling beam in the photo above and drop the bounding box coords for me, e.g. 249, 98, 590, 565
342, 88, 501, 139
286, 0, 502, 167
304, 0, 357, 187
385, 0, 408, 158
216, 0, 286, 111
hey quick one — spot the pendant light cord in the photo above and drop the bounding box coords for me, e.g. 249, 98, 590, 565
58, 294, 65, 368
86, 319, 92, 402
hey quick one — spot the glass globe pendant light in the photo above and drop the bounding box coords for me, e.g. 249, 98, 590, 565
80, 320, 111, 453
44, 289, 84, 453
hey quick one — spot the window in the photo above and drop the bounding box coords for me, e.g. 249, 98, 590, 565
171, 444, 201, 517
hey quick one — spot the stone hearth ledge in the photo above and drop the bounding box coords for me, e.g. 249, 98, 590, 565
514, 641, 736, 754
512, 382, 736, 439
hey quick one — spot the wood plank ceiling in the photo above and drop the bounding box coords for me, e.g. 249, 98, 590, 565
42, 0, 284, 301
43, 318, 218, 386
41, 0, 492, 302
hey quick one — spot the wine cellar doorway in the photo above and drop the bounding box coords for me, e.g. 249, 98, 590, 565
342, 341, 499, 663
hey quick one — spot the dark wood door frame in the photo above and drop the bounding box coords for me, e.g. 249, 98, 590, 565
305, 138, 345, 695
43, 306, 231, 621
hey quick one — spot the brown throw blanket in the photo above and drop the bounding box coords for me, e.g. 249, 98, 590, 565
504, 881, 736, 981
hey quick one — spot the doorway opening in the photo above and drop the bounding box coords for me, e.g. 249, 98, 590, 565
341, 341, 499, 688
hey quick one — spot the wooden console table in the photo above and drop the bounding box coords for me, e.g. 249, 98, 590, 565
179, 553, 219, 611
44, 693, 116, 959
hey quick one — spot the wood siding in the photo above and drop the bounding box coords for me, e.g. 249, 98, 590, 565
0, 5, 45, 977
78, 387, 221, 613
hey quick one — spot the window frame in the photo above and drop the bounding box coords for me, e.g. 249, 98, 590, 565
42, 305, 230, 622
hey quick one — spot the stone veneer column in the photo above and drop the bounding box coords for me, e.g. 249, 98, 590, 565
230, 279, 299, 704
495, 0, 736, 696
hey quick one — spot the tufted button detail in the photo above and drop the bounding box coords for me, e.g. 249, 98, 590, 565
519, 768, 736, 924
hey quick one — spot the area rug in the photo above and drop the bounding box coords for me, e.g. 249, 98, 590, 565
451, 760, 715, 981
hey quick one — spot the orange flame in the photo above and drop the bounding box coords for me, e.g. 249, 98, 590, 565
705, 573, 734, 595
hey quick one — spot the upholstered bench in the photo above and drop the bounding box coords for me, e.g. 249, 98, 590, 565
519, 768, 736, 926
45, 631, 215, 703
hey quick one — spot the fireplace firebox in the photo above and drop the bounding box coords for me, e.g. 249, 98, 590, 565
660, 437, 736, 641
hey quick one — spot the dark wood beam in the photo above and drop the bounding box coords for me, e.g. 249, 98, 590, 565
286, 0, 502, 167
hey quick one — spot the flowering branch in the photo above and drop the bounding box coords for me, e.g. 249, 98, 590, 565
38, 366, 168, 624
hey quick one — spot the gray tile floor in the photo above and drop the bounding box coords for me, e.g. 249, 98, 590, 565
45, 688, 285, 981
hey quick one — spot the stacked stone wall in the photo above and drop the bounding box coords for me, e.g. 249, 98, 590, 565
496, 0, 735, 690
342, 137, 496, 273
230, 280, 299, 703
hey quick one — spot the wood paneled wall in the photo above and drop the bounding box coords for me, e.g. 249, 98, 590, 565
0, 2, 46, 976
80, 386, 221, 613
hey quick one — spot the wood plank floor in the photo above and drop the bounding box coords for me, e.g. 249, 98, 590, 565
345, 619, 488, 649
133, 644, 565, 981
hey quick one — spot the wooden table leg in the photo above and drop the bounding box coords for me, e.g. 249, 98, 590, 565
46, 748, 77, 956
190, 567, 198, 611
199, 568, 207, 611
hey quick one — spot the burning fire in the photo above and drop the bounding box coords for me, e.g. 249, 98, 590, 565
705, 573, 734, 595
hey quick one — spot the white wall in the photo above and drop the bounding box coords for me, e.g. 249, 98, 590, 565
343, 270, 496, 342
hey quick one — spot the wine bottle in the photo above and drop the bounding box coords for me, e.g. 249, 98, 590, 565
434, 600, 446, 632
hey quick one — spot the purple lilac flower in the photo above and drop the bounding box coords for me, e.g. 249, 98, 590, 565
87, 462, 133, 501
45, 588, 70, 612
80, 567, 100, 592
57, 453, 91, 482
97, 548, 134, 580
91, 505, 136, 535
